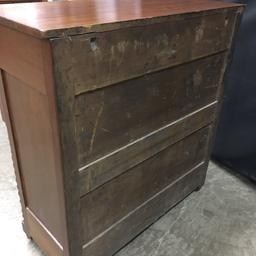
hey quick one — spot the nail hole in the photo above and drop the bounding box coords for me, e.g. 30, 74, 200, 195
90, 37, 98, 51
90, 37, 97, 43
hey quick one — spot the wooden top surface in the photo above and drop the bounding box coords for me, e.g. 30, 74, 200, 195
0, 0, 243, 38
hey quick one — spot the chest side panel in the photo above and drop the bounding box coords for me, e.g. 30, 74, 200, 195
0, 26, 67, 256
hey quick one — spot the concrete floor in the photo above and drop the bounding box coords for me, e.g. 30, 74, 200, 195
0, 115, 256, 256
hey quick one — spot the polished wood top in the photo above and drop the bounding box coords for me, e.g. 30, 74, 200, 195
0, 0, 243, 38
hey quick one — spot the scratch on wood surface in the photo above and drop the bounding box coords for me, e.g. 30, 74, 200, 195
101, 127, 111, 133
89, 98, 104, 154
195, 20, 205, 43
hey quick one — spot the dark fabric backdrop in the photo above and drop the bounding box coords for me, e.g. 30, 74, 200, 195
212, 0, 256, 181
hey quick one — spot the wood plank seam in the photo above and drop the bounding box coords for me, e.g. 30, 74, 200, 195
78, 104, 217, 196
0, 2, 244, 256
79, 101, 217, 173
26, 208, 63, 255
82, 161, 204, 250
0, 70, 30, 234
74, 50, 229, 96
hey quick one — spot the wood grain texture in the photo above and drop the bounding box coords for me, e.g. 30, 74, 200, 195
82, 163, 206, 256
0, 0, 244, 38
198, 8, 245, 188
26, 208, 63, 256
50, 38, 82, 256
3, 71, 64, 244
0, 71, 7, 123
0, 27, 69, 250
79, 102, 217, 196
0, 25, 46, 92
0, 2, 243, 256
40, 40, 71, 256
58, 11, 236, 95
0, 0, 44, 3
81, 127, 210, 244
75, 53, 226, 168
0, 70, 29, 235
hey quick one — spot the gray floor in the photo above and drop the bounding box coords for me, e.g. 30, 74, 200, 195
0, 115, 256, 256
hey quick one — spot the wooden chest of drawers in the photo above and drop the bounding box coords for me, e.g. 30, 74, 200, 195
0, 0, 243, 255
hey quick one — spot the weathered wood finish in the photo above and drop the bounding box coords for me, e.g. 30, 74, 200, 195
0, 1, 244, 256
50, 38, 83, 256
76, 52, 227, 196
79, 102, 217, 196
199, 8, 245, 188
57, 11, 236, 95
81, 126, 210, 244
82, 163, 206, 256
75, 54, 225, 167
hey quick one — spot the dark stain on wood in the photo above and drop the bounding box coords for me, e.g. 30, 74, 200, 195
81, 127, 210, 243
75, 53, 225, 168
0, 1, 244, 256
78, 103, 217, 196
82, 163, 206, 256
56, 10, 237, 95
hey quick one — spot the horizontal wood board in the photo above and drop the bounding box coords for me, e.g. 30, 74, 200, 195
82, 163, 206, 256
81, 126, 210, 243
79, 102, 217, 196
75, 53, 226, 168
53, 10, 236, 95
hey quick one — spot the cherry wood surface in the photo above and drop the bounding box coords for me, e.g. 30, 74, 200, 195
0, 0, 243, 38
0, 0, 44, 4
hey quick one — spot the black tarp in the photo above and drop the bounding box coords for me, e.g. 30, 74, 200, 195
212, 0, 256, 181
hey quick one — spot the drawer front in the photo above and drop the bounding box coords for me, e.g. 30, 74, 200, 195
82, 163, 205, 256
78, 102, 216, 196
75, 53, 225, 169
80, 126, 210, 244
51, 9, 236, 95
